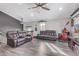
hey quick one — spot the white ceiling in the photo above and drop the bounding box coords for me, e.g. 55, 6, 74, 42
0, 3, 79, 22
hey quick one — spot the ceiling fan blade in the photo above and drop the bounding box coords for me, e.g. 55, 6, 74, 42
34, 3, 47, 6
28, 5, 39, 9
32, 6, 39, 8
34, 3, 40, 6
41, 7, 50, 10
41, 3, 47, 6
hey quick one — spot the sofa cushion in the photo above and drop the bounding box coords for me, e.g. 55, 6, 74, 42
17, 38, 25, 42
8, 34, 14, 38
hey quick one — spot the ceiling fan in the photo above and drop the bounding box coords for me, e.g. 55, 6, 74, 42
28, 3, 50, 11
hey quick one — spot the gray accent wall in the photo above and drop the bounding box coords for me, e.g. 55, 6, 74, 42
0, 11, 21, 33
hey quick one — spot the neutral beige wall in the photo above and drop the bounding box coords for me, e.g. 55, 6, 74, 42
24, 21, 40, 36
24, 18, 69, 36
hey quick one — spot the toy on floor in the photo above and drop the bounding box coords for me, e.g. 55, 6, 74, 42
58, 28, 70, 41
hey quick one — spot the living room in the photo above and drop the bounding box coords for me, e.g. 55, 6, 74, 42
0, 3, 79, 56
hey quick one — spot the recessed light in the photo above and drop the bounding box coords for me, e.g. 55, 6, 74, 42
30, 13, 34, 17
59, 7, 63, 11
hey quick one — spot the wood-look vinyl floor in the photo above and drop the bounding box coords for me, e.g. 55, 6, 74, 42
0, 39, 64, 56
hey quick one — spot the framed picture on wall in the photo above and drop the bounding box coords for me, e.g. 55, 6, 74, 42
35, 24, 37, 31
71, 19, 74, 27
35, 27, 37, 31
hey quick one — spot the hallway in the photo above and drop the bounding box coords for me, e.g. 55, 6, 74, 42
0, 39, 76, 56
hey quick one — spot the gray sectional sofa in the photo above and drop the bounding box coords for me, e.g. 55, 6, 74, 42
36, 30, 58, 41
6, 31, 32, 47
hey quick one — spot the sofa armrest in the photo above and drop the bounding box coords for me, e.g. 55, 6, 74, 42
7, 38, 17, 47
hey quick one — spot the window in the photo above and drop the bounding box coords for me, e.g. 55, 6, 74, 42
40, 22, 46, 31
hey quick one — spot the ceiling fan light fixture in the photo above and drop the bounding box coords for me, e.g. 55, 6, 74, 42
28, 3, 50, 11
